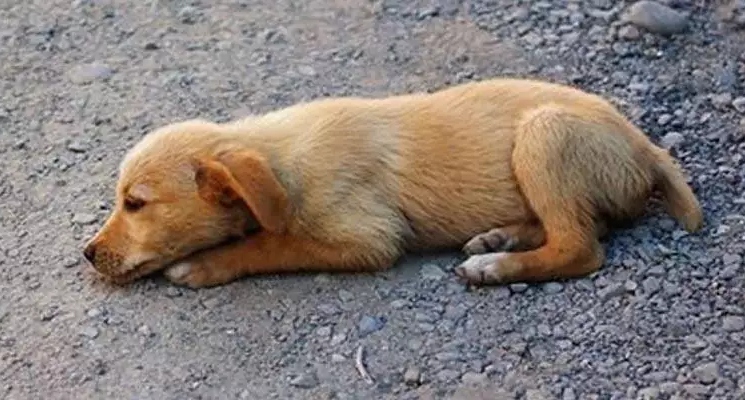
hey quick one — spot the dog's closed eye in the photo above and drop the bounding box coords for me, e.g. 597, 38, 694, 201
123, 196, 146, 212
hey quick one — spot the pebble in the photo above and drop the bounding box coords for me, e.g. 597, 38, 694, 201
618, 25, 641, 40
177, 6, 200, 24
493, 287, 511, 299
330, 354, 345, 363
597, 282, 625, 302
436, 369, 459, 382
316, 326, 332, 337
461, 372, 487, 386
403, 366, 421, 386
637, 387, 660, 400
137, 325, 154, 337
86, 308, 102, 318
80, 326, 99, 339
420, 263, 446, 281
68, 63, 113, 85
562, 387, 577, 400
72, 213, 98, 225
624, 1, 689, 36
660, 131, 684, 150
509, 283, 529, 293
525, 388, 550, 400
542, 282, 564, 294
358, 315, 385, 337
692, 362, 720, 384
330, 333, 346, 346
66, 141, 89, 153
297, 65, 317, 77
642, 277, 661, 294
711, 93, 734, 110
722, 316, 745, 332
733, 97, 745, 113
289, 372, 319, 389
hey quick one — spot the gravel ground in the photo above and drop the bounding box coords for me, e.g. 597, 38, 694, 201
1, 0, 744, 399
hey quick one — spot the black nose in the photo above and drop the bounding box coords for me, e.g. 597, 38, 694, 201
83, 243, 96, 264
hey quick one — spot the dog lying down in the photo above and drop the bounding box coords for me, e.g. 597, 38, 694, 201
83, 78, 703, 288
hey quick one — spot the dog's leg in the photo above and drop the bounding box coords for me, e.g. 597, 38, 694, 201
462, 222, 546, 255
462, 218, 610, 256
164, 232, 399, 288
454, 105, 637, 285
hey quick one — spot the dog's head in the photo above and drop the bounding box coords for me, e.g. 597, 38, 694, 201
83, 119, 289, 283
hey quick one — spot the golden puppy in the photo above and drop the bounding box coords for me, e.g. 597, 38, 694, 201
83, 78, 703, 288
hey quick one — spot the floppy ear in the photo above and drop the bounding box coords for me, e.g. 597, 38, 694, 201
193, 150, 290, 234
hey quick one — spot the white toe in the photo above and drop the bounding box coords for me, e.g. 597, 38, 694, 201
164, 262, 192, 281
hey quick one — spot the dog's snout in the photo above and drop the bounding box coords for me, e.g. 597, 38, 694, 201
83, 242, 97, 264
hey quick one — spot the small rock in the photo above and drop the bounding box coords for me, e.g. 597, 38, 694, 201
403, 366, 421, 386
420, 263, 446, 281
331, 354, 345, 363
525, 388, 550, 400
66, 141, 89, 153
562, 387, 577, 400
509, 283, 529, 293
711, 93, 734, 109
62, 257, 79, 268
436, 369, 459, 382
624, 280, 638, 292
330, 333, 346, 346
177, 6, 200, 24
316, 326, 332, 337
660, 132, 684, 150
624, 1, 689, 36
461, 372, 487, 386
86, 308, 102, 318
733, 97, 745, 113
164, 287, 182, 297
297, 65, 317, 77
493, 287, 511, 299
72, 213, 98, 225
642, 276, 661, 294
683, 383, 710, 396
597, 282, 625, 302
358, 315, 385, 337
68, 63, 113, 85
137, 325, 154, 337
338, 290, 354, 302
692, 362, 719, 384
80, 326, 99, 339
289, 372, 319, 389
638, 387, 660, 400
542, 282, 564, 294
618, 25, 641, 40
722, 316, 745, 332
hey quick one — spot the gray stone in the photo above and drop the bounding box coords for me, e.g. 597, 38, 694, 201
542, 282, 564, 294
597, 282, 625, 302
692, 362, 720, 384
403, 366, 421, 386
358, 315, 385, 337
625, 1, 689, 36
66, 141, 89, 153
461, 372, 487, 386
661, 131, 685, 150
420, 263, 446, 281
80, 326, 99, 339
72, 213, 98, 225
722, 316, 745, 332
289, 372, 319, 389
733, 97, 745, 113
68, 63, 113, 84
509, 283, 529, 293
638, 387, 660, 400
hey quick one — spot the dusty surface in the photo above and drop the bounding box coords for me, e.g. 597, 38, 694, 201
1, 0, 744, 399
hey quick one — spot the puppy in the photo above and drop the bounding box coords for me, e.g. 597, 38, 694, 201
83, 78, 703, 288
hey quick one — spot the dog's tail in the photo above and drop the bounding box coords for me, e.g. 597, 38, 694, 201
652, 148, 703, 233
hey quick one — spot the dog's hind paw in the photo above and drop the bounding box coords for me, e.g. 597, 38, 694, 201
164, 262, 198, 287
454, 253, 508, 285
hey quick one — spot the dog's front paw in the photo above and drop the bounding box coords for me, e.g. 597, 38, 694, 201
462, 229, 516, 255
164, 261, 211, 288
454, 253, 511, 285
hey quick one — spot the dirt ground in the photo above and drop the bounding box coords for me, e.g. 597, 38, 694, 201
1, 0, 744, 399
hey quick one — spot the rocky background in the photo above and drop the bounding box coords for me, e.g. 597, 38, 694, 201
0, 0, 744, 399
